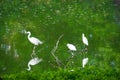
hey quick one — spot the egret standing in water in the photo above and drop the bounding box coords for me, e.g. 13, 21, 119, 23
82, 58, 88, 68
26, 31, 43, 57
27, 57, 42, 71
82, 33, 88, 46
67, 43, 77, 56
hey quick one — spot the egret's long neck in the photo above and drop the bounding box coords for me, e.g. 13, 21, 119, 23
27, 64, 31, 71
28, 32, 31, 39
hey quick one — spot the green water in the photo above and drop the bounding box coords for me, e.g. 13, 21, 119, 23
0, 0, 120, 76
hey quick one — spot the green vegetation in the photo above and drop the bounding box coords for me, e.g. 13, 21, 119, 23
1, 67, 120, 80
0, 0, 120, 79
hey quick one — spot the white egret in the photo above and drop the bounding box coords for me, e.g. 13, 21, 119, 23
82, 33, 88, 46
67, 43, 77, 56
82, 58, 88, 68
27, 57, 42, 71
26, 31, 43, 46
67, 43, 77, 51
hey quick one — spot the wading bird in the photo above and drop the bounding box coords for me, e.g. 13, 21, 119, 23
67, 43, 77, 51
67, 43, 77, 56
82, 58, 88, 68
82, 33, 88, 46
27, 57, 42, 71
26, 31, 43, 46
26, 31, 43, 57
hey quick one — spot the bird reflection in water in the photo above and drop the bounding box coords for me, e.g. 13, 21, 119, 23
27, 57, 42, 71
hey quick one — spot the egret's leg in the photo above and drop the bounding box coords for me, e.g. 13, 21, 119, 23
82, 46, 88, 58
84, 47, 88, 53
83, 44, 86, 49
31, 45, 37, 58
31, 53, 37, 58
31, 54, 33, 58
71, 52, 74, 56
68, 50, 75, 57
68, 50, 73, 55
31, 52, 37, 58
82, 45, 88, 54
33, 46, 36, 52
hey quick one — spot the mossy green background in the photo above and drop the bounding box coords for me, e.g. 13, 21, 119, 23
0, 0, 120, 79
